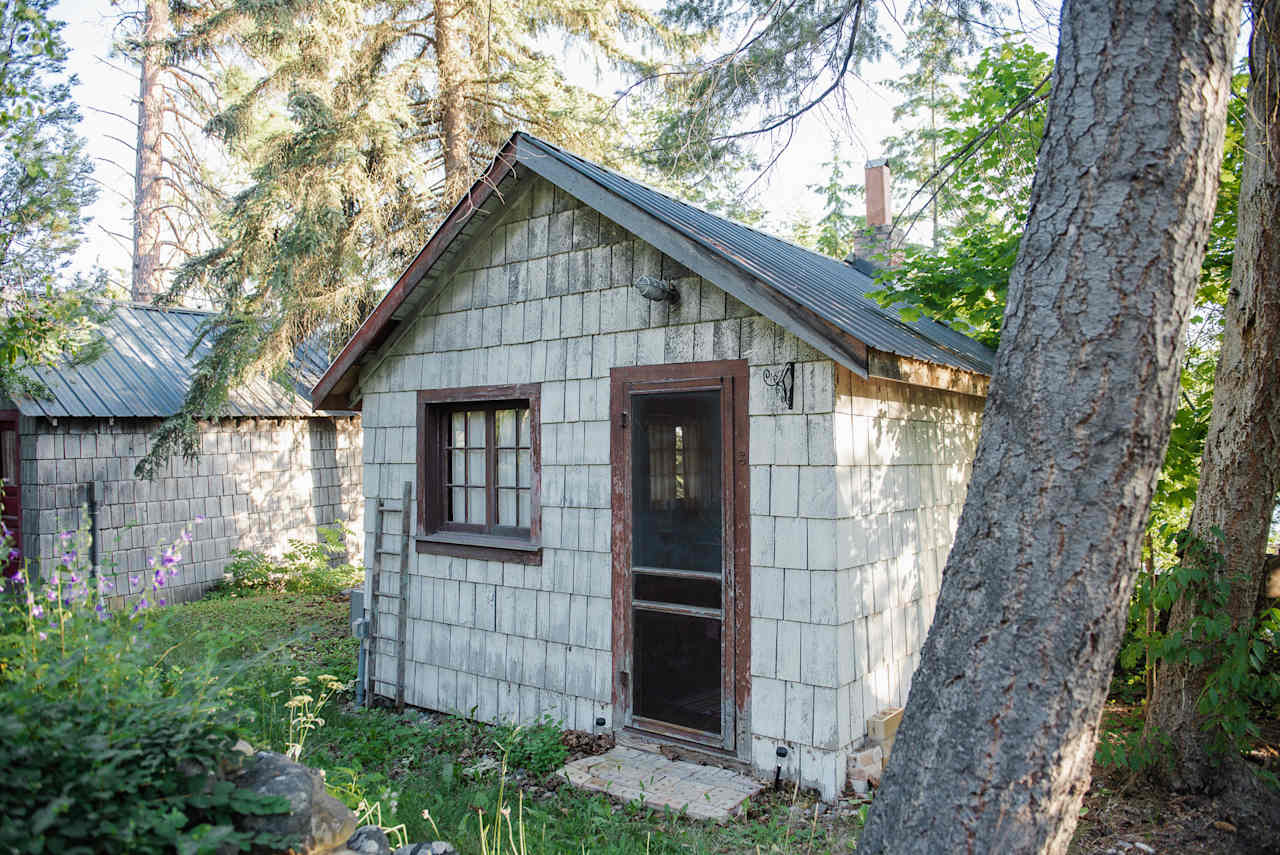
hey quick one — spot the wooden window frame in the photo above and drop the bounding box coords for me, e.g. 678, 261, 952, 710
417, 384, 542, 564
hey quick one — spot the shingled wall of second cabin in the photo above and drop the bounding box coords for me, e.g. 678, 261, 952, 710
357, 174, 982, 798
19, 415, 363, 603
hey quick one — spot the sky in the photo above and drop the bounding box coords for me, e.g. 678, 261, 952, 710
53, 0, 1058, 286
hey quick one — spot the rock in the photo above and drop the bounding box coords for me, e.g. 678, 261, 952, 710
219, 739, 257, 776
346, 825, 391, 855
392, 844, 458, 855
232, 750, 357, 853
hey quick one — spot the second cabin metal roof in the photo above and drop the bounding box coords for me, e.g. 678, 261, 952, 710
12, 303, 333, 420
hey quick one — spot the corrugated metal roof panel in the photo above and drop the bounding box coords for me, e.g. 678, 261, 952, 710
517, 134, 995, 376
12, 303, 329, 420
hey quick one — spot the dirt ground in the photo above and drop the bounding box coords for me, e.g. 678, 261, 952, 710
1069, 706, 1280, 855
555, 715, 1280, 854
1070, 762, 1257, 855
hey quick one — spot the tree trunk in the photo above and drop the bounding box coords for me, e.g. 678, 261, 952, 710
132, 0, 169, 304
857, 0, 1241, 852
435, 0, 471, 206
1145, 0, 1280, 839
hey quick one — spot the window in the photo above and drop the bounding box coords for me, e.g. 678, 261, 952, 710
417, 384, 541, 562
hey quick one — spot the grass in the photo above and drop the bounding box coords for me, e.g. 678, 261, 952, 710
155, 588, 864, 854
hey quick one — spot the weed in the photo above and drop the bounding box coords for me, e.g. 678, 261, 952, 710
218, 523, 361, 596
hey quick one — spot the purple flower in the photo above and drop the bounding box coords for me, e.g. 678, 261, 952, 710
161, 548, 180, 567
45, 588, 57, 601
7, 548, 18, 561
37, 631, 46, 641
58, 531, 73, 542
153, 570, 165, 588
31, 604, 43, 619
9, 569, 22, 582
181, 530, 192, 544
157, 598, 166, 606
147, 557, 155, 568
129, 575, 140, 588
69, 573, 79, 584
195, 514, 206, 523
60, 551, 76, 566
101, 579, 113, 592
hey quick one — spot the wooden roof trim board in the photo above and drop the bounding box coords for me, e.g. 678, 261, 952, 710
311, 132, 993, 410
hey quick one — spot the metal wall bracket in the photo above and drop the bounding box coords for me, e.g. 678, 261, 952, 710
763, 362, 795, 409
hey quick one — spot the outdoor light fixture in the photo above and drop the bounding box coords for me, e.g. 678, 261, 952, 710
763, 362, 795, 410
633, 275, 680, 305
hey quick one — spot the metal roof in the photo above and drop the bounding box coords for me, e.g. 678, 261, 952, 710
13, 303, 333, 420
517, 134, 994, 376
313, 132, 993, 410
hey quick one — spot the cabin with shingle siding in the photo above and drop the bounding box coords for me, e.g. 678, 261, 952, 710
2, 303, 363, 602
314, 133, 993, 798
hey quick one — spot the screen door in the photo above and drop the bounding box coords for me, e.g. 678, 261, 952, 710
610, 362, 748, 755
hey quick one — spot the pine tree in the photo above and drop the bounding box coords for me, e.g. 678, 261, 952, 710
0, 0, 96, 291
109, 0, 227, 305
880, 3, 972, 248
0, 0, 109, 398
136, 0, 680, 476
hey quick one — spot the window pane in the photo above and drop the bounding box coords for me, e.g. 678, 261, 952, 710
451, 412, 466, 448
517, 450, 532, 488
450, 450, 465, 485
498, 488, 517, 526
518, 407, 531, 447
449, 487, 466, 522
467, 450, 486, 486
497, 449, 516, 487
467, 488, 485, 524
631, 390, 722, 572
467, 411, 486, 447
518, 490, 531, 528
496, 408, 517, 447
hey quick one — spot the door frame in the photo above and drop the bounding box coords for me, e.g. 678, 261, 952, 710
609, 359, 750, 759
0, 409, 20, 574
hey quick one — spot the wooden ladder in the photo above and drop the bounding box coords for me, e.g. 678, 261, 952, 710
367, 481, 413, 711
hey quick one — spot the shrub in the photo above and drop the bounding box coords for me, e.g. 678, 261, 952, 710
0, 522, 294, 854
493, 717, 569, 778
220, 523, 361, 595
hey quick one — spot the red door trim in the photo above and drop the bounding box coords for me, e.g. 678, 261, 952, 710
609, 360, 751, 758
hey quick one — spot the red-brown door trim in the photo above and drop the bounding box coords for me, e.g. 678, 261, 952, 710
609, 360, 751, 759
0, 409, 21, 575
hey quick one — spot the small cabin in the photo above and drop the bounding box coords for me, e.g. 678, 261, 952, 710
313, 133, 992, 798
5, 303, 363, 601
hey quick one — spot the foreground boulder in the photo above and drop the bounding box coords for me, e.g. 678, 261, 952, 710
229, 748, 458, 855
231, 751, 357, 853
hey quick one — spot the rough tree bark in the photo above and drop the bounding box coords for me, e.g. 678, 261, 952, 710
434, 0, 471, 206
856, 0, 1241, 852
131, 0, 168, 304
1145, 0, 1280, 842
